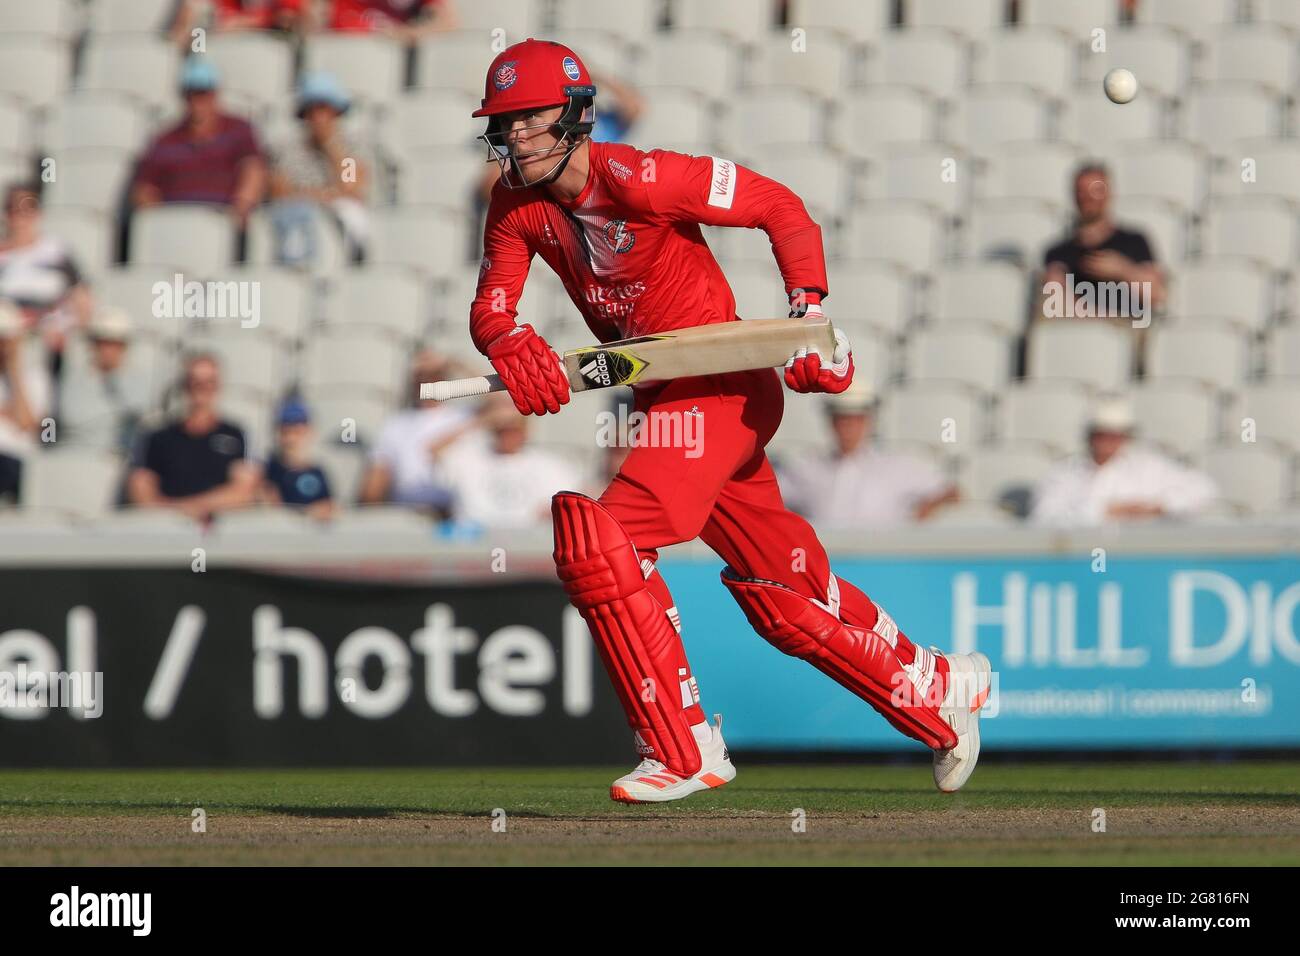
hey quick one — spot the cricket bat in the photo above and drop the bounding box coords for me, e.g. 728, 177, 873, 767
421, 317, 838, 401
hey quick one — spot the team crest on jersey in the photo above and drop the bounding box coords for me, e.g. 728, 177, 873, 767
492, 61, 519, 91
603, 219, 635, 253
562, 56, 581, 80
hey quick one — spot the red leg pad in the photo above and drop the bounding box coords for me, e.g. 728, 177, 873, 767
721, 568, 957, 750
552, 491, 702, 776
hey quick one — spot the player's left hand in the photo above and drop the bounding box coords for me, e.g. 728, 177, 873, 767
784, 316, 854, 394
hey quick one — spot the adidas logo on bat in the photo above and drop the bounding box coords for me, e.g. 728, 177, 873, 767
580, 352, 612, 386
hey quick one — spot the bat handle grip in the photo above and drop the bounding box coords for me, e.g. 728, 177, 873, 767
420, 374, 504, 402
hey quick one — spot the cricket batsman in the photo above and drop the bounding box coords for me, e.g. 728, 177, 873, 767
468, 39, 991, 803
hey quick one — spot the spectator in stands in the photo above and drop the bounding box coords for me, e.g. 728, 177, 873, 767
1039, 163, 1166, 326
0, 301, 51, 504
125, 353, 259, 520
170, 0, 304, 47
323, 0, 459, 42
441, 392, 584, 530
1031, 397, 1218, 526
777, 381, 959, 528
258, 398, 335, 519
268, 73, 370, 265
57, 308, 148, 455
359, 349, 478, 517
0, 184, 93, 376
130, 58, 267, 227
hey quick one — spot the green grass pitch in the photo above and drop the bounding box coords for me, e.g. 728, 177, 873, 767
1, 761, 1297, 865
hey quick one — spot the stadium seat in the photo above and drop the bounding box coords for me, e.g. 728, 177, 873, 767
1264, 325, 1300, 378
96, 265, 191, 341
22, 449, 123, 519
748, 29, 852, 99
0, 36, 71, 109
979, 142, 1082, 209
1202, 198, 1299, 272
825, 260, 915, 337
299, 387, 396, 449
924, 499, 1017, 526
946, 85, 1051, 157
397, 147, 489, 212
41, 148, 133, 215
414, 32, 500, 97
302, 327, 407, 397
130, 204, 236, 275
1213, 140, 1300, 204
244, 204, 350, 277
928, 259, 1028, 334
669, 0, 778, 46
1184, 84, 1282, 156
78, 36, 180, 111
635, 88, 720, 151
1136, 0, 1240, 42
181, 329, 285, 397
997, 380, 1093, 453
639, 33, 742, 96
1200, 445, 1289, 515
1112, 141, 1205, 214
977, 29, 1076, 98
966, 199, 1063, 264
1256, 0, 1300, 31
322, 266, 429, 341
302, 35, 405, 107
59, 333, 170, 428
1228, 381, 1300, 452
1202, 27, 1297, 93
752, 148, 852, 226
313, 444, 368, 505
876, 381, 987, 455
1027, 321, 1133, 390
959, 441, 1057, 514
870, 29, 967, 101
1167, 259, 1273, 331
786, 0, 891, 44
829, 86, 937, 162
0, 97, 29, 162
40, 91, 150, 152
1019, 0, 1119, 33
1078, 26, 1190, 99
726, 263, 787, 321
718, 88, 821, 152
0, 0, 79, 39
89, 0, 176, 33
905, 326, 1013, 393
906, 0, 1004, 35
382, 90, 482, 164
1129, 380, 1221, 458
1060, 85, 1164, 148
41, 207, 113, 278
847, 201, 946, 271
206, 35, 296, 110
554, 0, 661, 44
872, 143, 970, 216
369, 207, 470, 279
453, 0, 541, 39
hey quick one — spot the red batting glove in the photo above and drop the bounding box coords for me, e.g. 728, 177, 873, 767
784, 307, 854, 394
486, 323, 571, 415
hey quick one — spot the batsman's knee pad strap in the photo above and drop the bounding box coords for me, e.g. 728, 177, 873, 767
552, 492, 702, 775
720, 567, 957, 750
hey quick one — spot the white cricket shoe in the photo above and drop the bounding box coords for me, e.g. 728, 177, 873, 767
932, 651, 992, 793
610, 714, 736, 804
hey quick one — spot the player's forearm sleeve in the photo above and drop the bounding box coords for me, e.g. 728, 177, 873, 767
647, 152, 829, 300
470, 200, 533, 354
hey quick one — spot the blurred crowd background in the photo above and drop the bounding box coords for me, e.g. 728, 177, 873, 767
0, 0, 1298, 536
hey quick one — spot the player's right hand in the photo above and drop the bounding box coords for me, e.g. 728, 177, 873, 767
485, 323, 571, 415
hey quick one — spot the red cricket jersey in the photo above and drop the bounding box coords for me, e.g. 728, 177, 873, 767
470, 142, 829, 358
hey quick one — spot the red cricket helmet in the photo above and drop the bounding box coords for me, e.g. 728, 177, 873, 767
473, 38, 598, 189
472, 38, 596, 118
